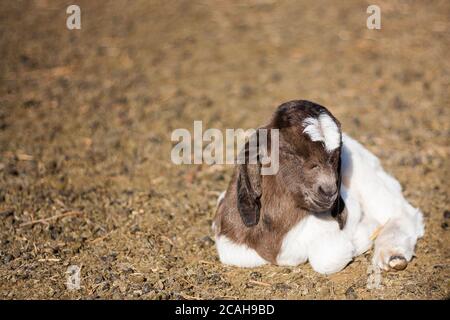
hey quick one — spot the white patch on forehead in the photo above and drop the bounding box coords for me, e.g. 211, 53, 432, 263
302, 113, 341, 152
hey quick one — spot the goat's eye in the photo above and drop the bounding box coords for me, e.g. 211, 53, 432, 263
309, 163, 319, 170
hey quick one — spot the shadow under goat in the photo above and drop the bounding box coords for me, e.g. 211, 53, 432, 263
212, 100, 424, 274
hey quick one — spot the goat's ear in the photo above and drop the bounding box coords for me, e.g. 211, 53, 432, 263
331, 194, 346, 229
331, 146, 346, 229
236, 139, 262, 227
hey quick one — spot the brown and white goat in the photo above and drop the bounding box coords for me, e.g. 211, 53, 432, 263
213, 100, 424, 274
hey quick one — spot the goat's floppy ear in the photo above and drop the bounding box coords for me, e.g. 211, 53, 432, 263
331, 146, 346, 230
236, 138, 262, 227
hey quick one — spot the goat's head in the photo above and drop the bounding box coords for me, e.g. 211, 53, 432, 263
236, 100, 346, 228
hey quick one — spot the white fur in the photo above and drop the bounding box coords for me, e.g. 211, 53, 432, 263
215, 235, 268, 267
276, 186, 372, 274
303, 114, 341, 152
276, 217, 310, 267
276, 210, 354, 274
214, 134, 424, 273
341, 134, 424, 270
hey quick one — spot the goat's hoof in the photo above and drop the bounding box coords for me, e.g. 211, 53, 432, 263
388, 255, 407, 271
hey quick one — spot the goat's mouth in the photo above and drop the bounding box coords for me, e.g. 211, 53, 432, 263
307, 196, 336, 212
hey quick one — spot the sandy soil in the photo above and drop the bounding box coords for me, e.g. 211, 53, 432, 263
0, 0, 449, 299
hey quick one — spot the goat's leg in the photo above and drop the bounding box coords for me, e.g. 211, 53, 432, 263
373, 205, 424, 270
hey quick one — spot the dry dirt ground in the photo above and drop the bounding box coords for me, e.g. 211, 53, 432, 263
0, 0, 449, 299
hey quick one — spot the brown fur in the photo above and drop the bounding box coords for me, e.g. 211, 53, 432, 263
213, 100, 346, 263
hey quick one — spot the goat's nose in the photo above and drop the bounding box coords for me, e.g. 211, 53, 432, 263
318, 185, 337, 198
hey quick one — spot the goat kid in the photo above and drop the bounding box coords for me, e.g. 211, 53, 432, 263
213, 100, 424, 274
